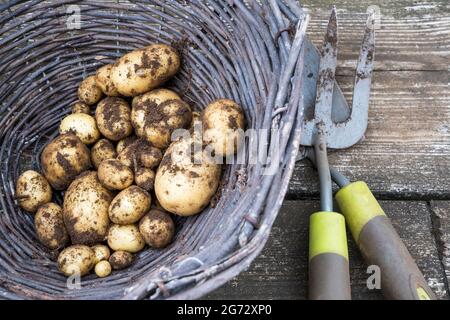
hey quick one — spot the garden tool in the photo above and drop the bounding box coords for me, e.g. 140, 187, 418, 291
300, 8, 436, 300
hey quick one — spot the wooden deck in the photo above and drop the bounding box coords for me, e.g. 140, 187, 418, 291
208, 0, 450, 300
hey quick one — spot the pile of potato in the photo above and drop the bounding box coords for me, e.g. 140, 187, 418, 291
15, 44, 245, 279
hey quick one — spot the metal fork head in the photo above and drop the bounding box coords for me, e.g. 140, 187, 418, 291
300, 7, 375, 149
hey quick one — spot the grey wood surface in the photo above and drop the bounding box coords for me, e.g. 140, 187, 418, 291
210, 0, 450, 300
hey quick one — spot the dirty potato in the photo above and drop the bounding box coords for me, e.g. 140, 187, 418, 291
57, 245, 95, 276
202, 99, 245, 157
91, 139, 117, 169
63, 171, 113, 245
109, 251, 133, 270
110, 44, 180, 96
41, 133, 91, 190
107, 224, 145, 253
116, 135, 137, 154
95, 97, 133, 141
139, 209, 174, 248
34, 203, 69, 249
59, 113, 101, 145
135, 167, 155, 191
95, 260, 112, 277
71, 101, 90, 114
131, 89, 192, 148
117, 138, 160, 169
98, 159, 134, 190
78, 75, 103, 105
155, 136, 221, 216
95, 64, 119, 96
109, 186, 151, 225
91, 244, 111, 264
15, 170, 52, 213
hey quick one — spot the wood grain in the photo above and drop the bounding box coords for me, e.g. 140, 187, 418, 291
207, 200, 449, 300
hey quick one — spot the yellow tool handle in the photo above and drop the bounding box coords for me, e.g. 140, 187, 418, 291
309, 211, 351, 300
335, 181, 436, 300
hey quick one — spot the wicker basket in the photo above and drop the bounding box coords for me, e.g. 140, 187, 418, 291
0, 0, 307, 299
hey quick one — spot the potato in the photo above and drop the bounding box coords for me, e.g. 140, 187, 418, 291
98, 159, 133, 190
91, 244, 111, 264
34, 203, 69, 249
78, 75, 103, 105
135, 167, 155, 191
91, 139, 117, 169
110, 44, 180, 96
116, 135, 137, 154
95, 97, 133, 141
202, 99, 245, 157
15, 170, 52, 213
95, 64, 119, 96
107, 224, 145, 253
139, 209, 174, 248
41, 133, 91, 190
131, 89, 192, 148
109, 251, 133, 270
117, 138, 160, 169
190, 111, 202, 129
59, 113, 101, 145
57, 245, 95, 277
155, 136, 221, 216
71, 101, 90, 114
95, 261, 112, 278
109, 186, 151, 224
63, 171, 113, 245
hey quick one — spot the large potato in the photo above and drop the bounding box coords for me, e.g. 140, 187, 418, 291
95, 97, 133, 141
95, 64, 119, 96
97, 159, 134, 190
35, 203, 69, 250
131, 89, 192, 148
139, 209, 174, 248
15, 170, 52, 213
57, 245, 95, 276
63, 171, 113, 245
110, 44, 180, 96
155, 136, 221, 216
78, 75, 103, 105
91, 139, 117, 169
107, 224, 145, 253
109, 186, 151, 224
202, 99, 245, 157
41, 133, 91, 190
59, 113, 101, 145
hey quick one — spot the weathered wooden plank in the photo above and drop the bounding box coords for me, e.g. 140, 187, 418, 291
430, 201, 450, 288
207, 200, 449, 299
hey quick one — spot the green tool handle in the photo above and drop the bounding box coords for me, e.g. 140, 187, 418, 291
335, 181, 436, 300
309, 211, 351, 300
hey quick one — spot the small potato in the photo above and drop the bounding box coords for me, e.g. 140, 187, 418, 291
98, 159, 134, 190
91, 139, 117, 169
59, 113, 101, 145
155, 136, 221, 216
41, 133, 91, 190
109, 186, 151, 224
202, 99, 245, 157
131, 89, 192, 148
57, 245, 95, 277
109, 251, 133, 270
34, 203, 69, 249
15, 170, 52, 213
111, 44, 180, 96
91, 244, 111, 264
71, 101, 90, 114
64, 172, 113, 245
95, 97, 133, 141
95, 261, 112, 278
107, 224, 145, 253
140, 147, 162, 169
139, 209, 174, 248
117, 138, 160, 169
116, 135, 137, 154
135, 167, 155, 191
78, 75, 103, 105
95, 64, 119, 96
